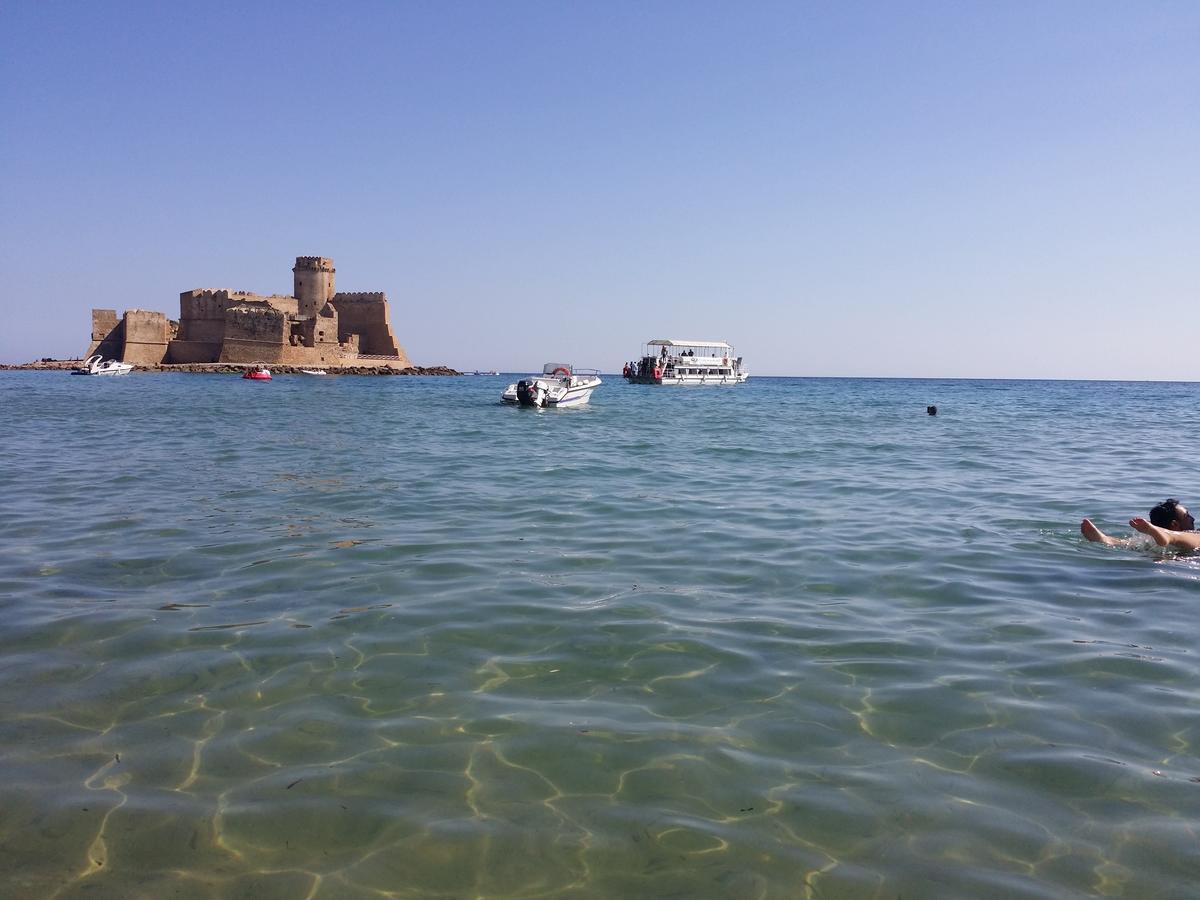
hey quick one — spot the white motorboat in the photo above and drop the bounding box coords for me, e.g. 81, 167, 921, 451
299, 369, 327, 376
622, 339, 748, 385
501, 363, 601, 408
71, 354, 134, 376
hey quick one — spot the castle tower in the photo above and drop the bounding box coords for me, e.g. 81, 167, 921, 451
293, 256, 336, 318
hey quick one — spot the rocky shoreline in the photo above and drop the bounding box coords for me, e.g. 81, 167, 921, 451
0, 359, 461, 376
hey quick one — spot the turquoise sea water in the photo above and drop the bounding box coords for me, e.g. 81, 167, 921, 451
1, 371, 1198, 899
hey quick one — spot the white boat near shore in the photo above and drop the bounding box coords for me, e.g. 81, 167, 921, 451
622, 339, 748, 385
71, 355, 134, 376
501, 363, 601, 408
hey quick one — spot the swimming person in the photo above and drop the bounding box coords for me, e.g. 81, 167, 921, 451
1081, 498, 1197, 547
1128, 516, 1200, 551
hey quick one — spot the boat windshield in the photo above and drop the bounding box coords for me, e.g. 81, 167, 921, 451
542, 363, 573, 375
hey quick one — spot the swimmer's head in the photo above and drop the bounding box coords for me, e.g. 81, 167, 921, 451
1150, 498, 1194, 530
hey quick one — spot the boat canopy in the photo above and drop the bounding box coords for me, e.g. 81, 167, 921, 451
647, 339, 732, 350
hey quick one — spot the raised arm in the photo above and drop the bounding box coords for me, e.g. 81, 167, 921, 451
1081, 518, 1127, 546
1129, 517, 1200, 551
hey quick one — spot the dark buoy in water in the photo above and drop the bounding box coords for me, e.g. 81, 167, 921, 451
927, 405, 937, 416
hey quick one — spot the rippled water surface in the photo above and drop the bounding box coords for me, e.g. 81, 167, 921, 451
2, 371, 1198, 898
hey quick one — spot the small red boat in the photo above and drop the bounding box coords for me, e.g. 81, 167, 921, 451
242, 365, 272, 381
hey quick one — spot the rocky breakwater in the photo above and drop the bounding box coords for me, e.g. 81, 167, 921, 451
0, 358, 86, 370
1, 360, 460, 376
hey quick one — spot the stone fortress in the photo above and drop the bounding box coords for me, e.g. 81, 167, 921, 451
88, 256, 413, 369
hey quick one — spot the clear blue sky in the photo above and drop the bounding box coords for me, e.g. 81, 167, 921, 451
2, 1, 1196, 377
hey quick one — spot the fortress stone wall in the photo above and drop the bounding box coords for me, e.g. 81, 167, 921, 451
122, 310, 174, 365
329, 292, 403, 357
87, 256, 413, 369
87, 308, 175, 364
87, 309, 123, 360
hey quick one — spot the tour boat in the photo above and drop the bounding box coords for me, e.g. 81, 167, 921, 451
72, 355, 134, 376
622, 339, 748, 385
242, 365, 272, 380
501, 363, 601, 408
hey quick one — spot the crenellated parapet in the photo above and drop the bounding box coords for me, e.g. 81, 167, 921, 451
293, 256, 335, 272
181, 289, 295, 301
331, 292, 386, 303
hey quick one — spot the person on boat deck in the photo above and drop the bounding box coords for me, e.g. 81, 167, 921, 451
1081, 498, 1200, 550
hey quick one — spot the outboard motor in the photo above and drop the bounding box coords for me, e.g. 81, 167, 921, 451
516, 379, 541, 407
